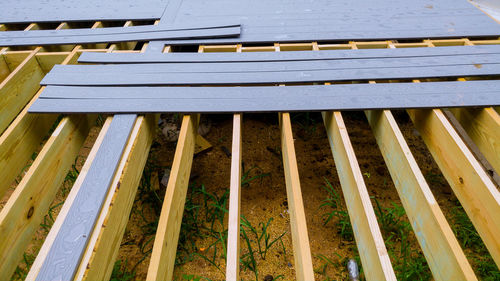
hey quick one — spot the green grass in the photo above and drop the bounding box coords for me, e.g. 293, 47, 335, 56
110, 259, 136, 281
241, 166, 270, 188
450, 201, 500, 280
11, 253, 35, 281
320, 178, 354, 241
240, 215, 287, 281
372, 197, 431, 281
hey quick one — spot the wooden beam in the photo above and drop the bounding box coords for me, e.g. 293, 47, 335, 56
407, 108, 500, 268
448, 107, 500, 175
26, 117, 113, 280
0, 114, 95, 280
365, 110, 477, 280
279, 112, 315, 281
0, 87, 57, 199
0, 22, 98, 199
146, 114, 199, 281
322, 111, 396, 281
226, 113, 242, 281
75, 114, 156, 281
0, 50, 44, 134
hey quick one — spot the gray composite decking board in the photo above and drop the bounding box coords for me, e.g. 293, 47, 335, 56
160, 27, 500, 45
152, 0, 500, 44
0, 20, 240, 38
40, 63, 500, 86
0, 26, 241, 47
77, 45, 500, 64
35, 114, 137, 281
49, 53, 500, 75
0, 0, 168, 23
28, 80, 500, 113
37, 80, 500, 99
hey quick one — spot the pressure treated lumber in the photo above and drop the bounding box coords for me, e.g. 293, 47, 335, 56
0, 115, 94, 280
407, 109, 500, 268
0, 26, 241, 47
35, 114, 137, 281
40, 63, 500, 86
77, 44, 500, 63
279, 112, 315, 280
0, 51, 45, 134
322, 111, 396, 280
147, 114, 200, 281
30, 80, 500, 113
449, 107, 500, 174
0, 21, 84, 201
365, 110, 477, 280
226, 113, 242, 281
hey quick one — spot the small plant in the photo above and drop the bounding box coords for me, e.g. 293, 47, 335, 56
240, 216, 286, 260
320, 179, 354, 241
240, 227, 259, 280
11, 253, 35, 280
314, 253, 340, 276
110, 259, 135, 281
181, 274, 213, 281
451, 202, 500, 280
241, 166, 270, 188
372, 197, 431, 281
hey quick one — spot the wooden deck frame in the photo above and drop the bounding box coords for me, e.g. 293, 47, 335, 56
0, 18, 499, 280
0, 20, 146, 281
345, 40, 478, 280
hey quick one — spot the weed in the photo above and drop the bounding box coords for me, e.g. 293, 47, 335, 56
181, 274, 213, 281
110, 259, 135, 281
372, 197, 431, 281
11, 253, 35, 280
451, 203, 500, 280
314, 253, 340, 276
39, 201, 65, 234
320, 179, 354, 241
240, 216, 286, 260
240, 226, 259, 281
241, 166, 270, 188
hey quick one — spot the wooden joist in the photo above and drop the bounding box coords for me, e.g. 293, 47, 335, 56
226, 113, 242, 280
146, 114, 200, 281
279, 112, 315, 280
0, 114, 95, 280
449, 107, 500, 174
365, 110, 477, 280
321, 111, 396, 280
407, 108, 500, 268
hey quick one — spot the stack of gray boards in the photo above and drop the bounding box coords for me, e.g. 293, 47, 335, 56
40, 45, 500, 85
28, 81, 500, 113
148, 0, 500, 46
29, 45, 500, 113
0, 21, 240, 46
0, 0, 168, 23
77, 44, 500, 64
